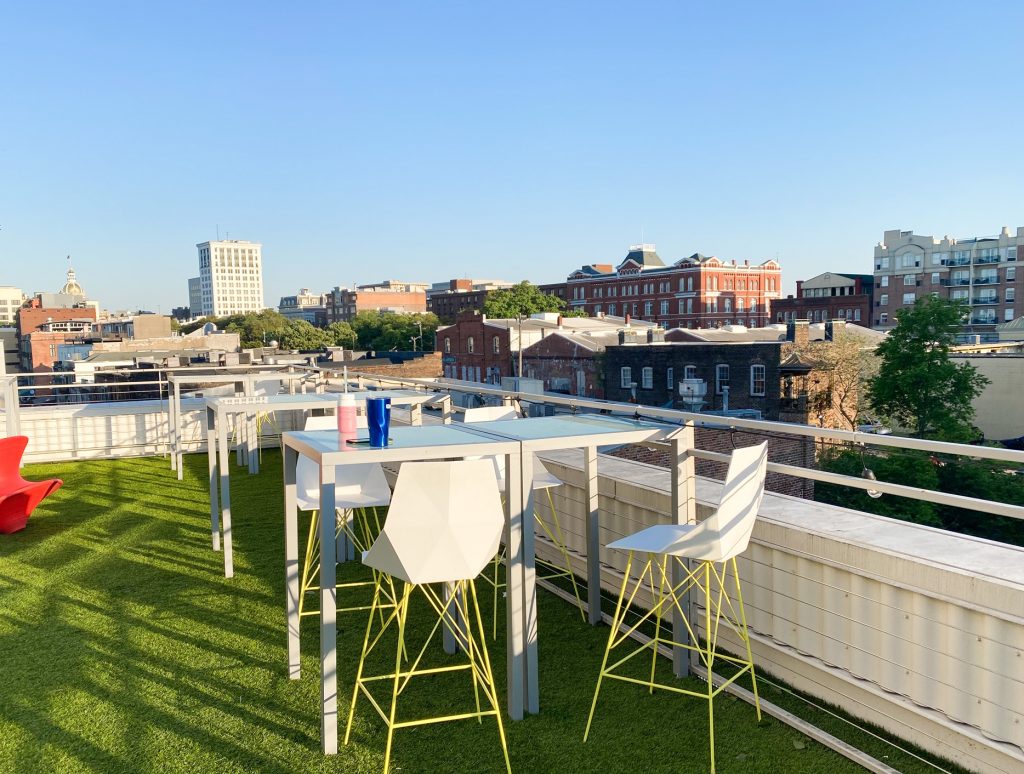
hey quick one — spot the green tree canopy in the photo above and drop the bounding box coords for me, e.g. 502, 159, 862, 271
277, 319, 333, 351
325, 321, 358, 348
350, 312, 440, 352
483, 281, 566, 318
866, 297, 988, 439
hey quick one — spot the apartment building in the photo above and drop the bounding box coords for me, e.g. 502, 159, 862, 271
278, 288, 328, 326
773, 272, 873, 325
325, 280, 427, 323
565, 244, 781, 329
426, 278, 514, 322
0, 286, 26, 326
194, 240, 265, 317
873, 227, 1021, 342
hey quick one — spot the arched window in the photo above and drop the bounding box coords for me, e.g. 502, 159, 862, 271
467, 336, 475, 354
444, 337, 451, 353
492, 336, 500, 354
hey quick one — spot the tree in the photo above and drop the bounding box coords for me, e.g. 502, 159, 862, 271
789, 329, 879, 431
277, 319, 333, 351
867, 297, 988, 439
325, 321, 358, 348
350, 312, 440, 352
483, 281, 566, 318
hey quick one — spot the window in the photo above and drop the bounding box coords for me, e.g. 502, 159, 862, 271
715, 364, 729, 395
686, 298, 693, 314
736, 298, 744, 313
750, 364, 766, 397
880, 275, 889, 287
641, 367, 653, 389
684, 364, 697, 380
643, 302, 653, 317
880, 294, 888, 306
1007, 309, 1016, 321
931, 272, 940, 284
660, 300, 669, 315
724, 298, 732, 313
620, 367, 633, 388
900, 253, 918, 268
879, 256, 890, 269
666, 367, 674, 390
1008, 247, 1017, 262
492, 336, 500, 354
879, 312, 888, 325
467, 336, 475, 354
933, 252, 947, 265
444, 337, 451, 353
1007, 267, 1016, 281
687, 277, 693, 292
608, 303, 616, 316
902, 293, 916, 305
1007, 288, 1016, 302
854, 309, 861, 321
749, 301, 756, 313
904, 274, 915, 285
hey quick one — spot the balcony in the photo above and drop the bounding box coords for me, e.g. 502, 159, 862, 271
2, 370, 1023, 774
943, 257, 972, 267
974, 255, 1001, 265
973, 276, 1000, 285
972, 296, 999, 305
971, 315, 998, 325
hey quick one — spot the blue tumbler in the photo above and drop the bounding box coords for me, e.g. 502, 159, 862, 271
366, 397, 391, 447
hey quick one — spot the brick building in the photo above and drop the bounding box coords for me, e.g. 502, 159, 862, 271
17, 306, 99, 372
565, 244, 781, 329
538, 281, 568, 304
519, 330, 620, 398
772, 272, 873, 325
426, 279, 514, 322
325, 281, 427, 323
603, 341, 782, 416
437, 311, 658, 384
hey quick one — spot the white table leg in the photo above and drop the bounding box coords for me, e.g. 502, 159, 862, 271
218, 408, 234, 578
319, 463, 339, 754
521, 451, 539, 715
284, 445, 301, 679
584, 447, 601, 625
206, 407, 220, 551
504, 449, 525, 721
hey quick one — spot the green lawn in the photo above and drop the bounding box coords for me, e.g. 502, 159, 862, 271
0, 451, 952, 773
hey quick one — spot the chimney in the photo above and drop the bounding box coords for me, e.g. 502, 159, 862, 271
646, 328, 665, 343
618, 330, 639, 345
557, 315, 563, 328
786, 319, 810, 347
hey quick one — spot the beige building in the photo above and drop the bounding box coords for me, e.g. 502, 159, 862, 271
195, 240, 265, 317
873, 227, 1021, 342
0, 286, 25, 326
949, 352, 1024, 441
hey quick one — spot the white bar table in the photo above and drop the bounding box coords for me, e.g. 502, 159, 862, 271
461, 413, 682, 715
282, 425, 523, 754
207, 393, 339, 578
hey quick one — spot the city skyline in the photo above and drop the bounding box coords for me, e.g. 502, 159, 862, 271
3, 2, 1024, 311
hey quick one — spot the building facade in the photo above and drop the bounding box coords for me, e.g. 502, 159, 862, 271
772, 272, 873, 325
566, 244, 781, 329
195, 240, 265, 317
0, 286, 25, 326
325, 281, 427, 323
279, 288, 328, 326
872, 227, 1021, 342
188, 277, 202, 316
426, 278, 514, 322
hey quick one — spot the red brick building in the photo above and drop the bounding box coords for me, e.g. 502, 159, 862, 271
438, 311, 511, 383
566, 244, 781, 329
17, 305, 98, 372
772, 272, 874, 325
426, 279, 514, 323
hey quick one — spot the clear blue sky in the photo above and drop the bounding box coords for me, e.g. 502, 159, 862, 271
3, 1, 1024, 312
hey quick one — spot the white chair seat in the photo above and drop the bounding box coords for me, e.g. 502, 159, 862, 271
608, 523, 716, 557
296, 414, 391, 511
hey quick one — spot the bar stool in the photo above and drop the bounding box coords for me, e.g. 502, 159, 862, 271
462, 406, 586, 633
584, 442, 768, 774
344, 460, 511, 774
296, 414, 392, 618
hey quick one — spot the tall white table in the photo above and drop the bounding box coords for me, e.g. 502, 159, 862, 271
282, 413, 689, 754
282, 425, 523, 754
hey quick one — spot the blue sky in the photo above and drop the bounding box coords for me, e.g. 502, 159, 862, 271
3, 1, 1024, 312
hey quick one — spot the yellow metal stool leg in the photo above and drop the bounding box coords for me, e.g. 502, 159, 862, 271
703, 561, 717, 774
732, 556, 761, 720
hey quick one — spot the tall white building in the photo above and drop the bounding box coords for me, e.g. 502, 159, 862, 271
0, 286, 26, 326
195, 240, 264, 317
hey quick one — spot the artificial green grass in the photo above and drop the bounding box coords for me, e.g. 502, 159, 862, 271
0, 451, 946, 773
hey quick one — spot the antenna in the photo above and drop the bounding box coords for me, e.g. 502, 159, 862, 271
216, 224, 220, 240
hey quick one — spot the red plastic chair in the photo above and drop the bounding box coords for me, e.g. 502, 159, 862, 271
0, 436, 63, 534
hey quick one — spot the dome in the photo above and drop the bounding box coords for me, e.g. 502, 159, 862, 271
60, 261, 85, 296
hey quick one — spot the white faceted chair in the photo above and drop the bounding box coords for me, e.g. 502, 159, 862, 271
296, 414, 391, 618
463, 405, 586, 631
584, 442, 769, 774
344, 460, 511, 774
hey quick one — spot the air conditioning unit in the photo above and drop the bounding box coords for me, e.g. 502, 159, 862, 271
678, 378, 707, 412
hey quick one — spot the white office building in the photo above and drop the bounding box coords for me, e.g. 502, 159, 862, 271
195, 240, 264, 317
0, 286, 26, 326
